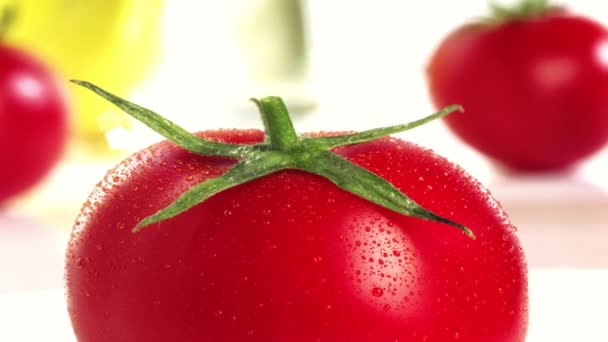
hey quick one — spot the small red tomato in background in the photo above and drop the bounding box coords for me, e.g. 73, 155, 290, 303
428, 2, 608, 172
66, 85, 528, 341
0, 45, 68, 204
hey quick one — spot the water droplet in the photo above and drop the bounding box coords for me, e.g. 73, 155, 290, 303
76, 257, 89, 268
313, 256, 323, 264
371, 287, 384, 297
393, 250, 401, 257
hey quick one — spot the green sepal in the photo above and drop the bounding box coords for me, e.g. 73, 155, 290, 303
296, 151, 475, 239
488, 0, 561, 23
311, 105, 462, 148
133, 152, 290, 232
71, 80, 252, 158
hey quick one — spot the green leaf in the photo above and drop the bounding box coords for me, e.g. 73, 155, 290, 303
71, 80, 251, 158
298, 151, 475, 239
311, 105, 462, 149
134, 152, 290, 232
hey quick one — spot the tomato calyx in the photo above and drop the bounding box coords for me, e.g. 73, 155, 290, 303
72, 80, 474, 239
489, 0, 563, 24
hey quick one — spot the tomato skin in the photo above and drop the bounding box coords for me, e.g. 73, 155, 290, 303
66, 130, 527, 341
428, 13, 608, 171
0, 45, 68, 203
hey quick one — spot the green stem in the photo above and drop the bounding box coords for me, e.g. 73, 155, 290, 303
255, 96, 299, 151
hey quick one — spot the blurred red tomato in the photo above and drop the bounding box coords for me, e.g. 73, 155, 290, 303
428, 10, 608, 171
0, 45, 68, 203
3, 0, 164, 144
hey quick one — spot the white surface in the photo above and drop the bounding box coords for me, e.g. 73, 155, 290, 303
0, 216, 65, 292
0, 270, 606, 342
492, 176, 608, 268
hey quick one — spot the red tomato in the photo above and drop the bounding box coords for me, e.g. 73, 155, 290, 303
0, 45, 68, 203
66, 130, 528, 341
428, 10, 608, 171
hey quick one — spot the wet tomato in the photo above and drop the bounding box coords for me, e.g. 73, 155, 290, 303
66, 87, 528, 341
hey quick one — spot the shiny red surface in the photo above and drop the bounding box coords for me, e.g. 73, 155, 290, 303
0, 45, 68, 202
66, 131, 527, 341
428, 13, 608, 171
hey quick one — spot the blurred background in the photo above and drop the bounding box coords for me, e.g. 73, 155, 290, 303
0, 0, 607, 341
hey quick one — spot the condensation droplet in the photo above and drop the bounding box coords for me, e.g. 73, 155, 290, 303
76, 257, 89, 268
371, 287, 384, 297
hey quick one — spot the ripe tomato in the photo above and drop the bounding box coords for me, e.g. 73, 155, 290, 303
428, 7, 608, 171
0, 45, 68, 203
66, 128, 528, 340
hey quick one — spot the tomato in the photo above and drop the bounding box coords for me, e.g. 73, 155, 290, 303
2, 0, 164, 144
66, 85, 527, 341
428, 6, 608, 171
0, 45, 68, 204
